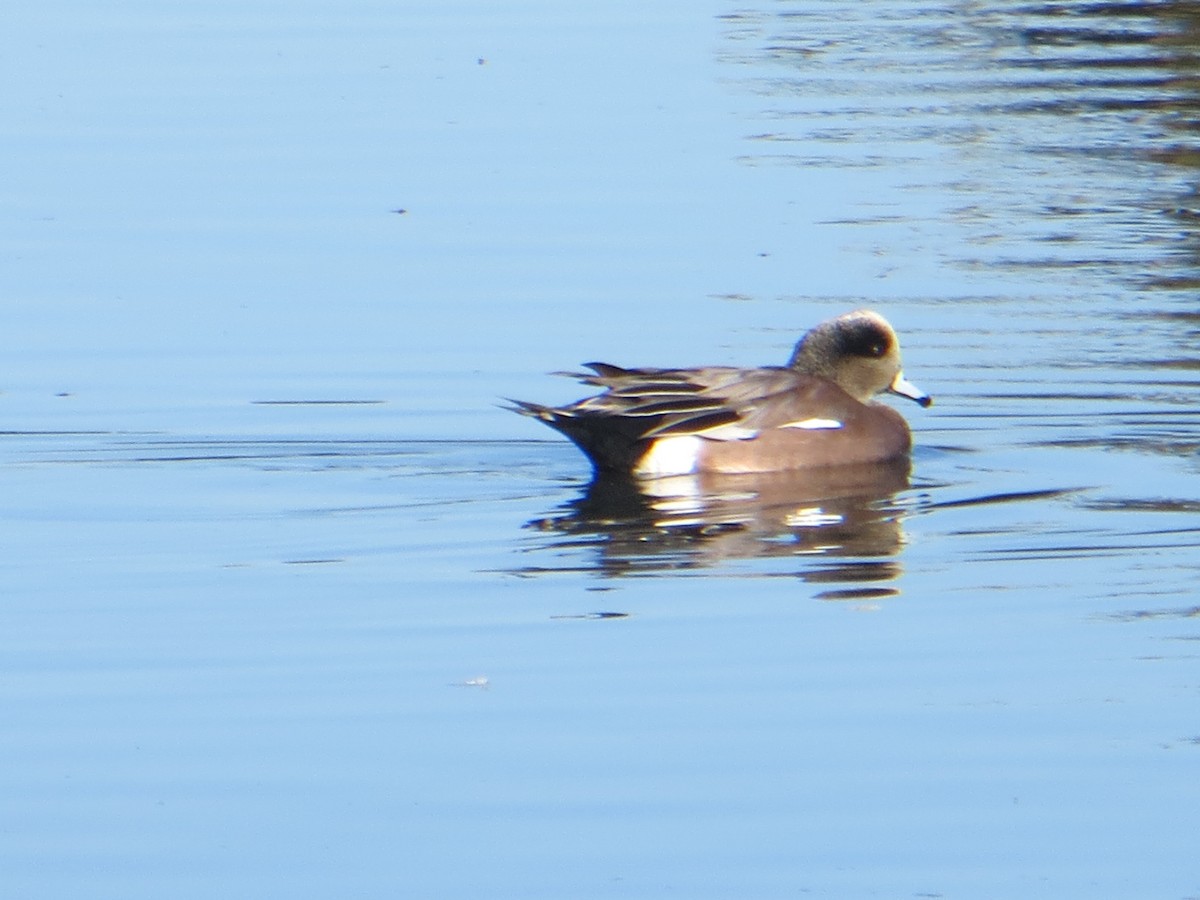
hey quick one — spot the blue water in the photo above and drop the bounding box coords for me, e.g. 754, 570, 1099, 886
4, 1, 1200, 898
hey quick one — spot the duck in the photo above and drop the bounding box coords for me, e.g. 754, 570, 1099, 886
508, 309, 931, 477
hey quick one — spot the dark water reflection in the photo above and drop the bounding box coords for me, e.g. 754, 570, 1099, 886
519, 461, 911, 594
721, 0, 1200, 288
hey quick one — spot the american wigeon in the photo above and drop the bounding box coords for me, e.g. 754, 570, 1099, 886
509, 309, 931, 476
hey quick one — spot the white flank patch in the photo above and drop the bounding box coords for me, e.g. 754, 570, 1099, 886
693, 421, 758, 441
633, 435, 703, 478
778, 417, 843, 431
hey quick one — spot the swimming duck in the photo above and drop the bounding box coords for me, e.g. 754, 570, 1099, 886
509, 309, 931, 476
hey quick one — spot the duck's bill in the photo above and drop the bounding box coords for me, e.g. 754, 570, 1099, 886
889, 372, 933, 408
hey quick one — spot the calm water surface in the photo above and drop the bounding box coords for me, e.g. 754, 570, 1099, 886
4, 1, 1200, 898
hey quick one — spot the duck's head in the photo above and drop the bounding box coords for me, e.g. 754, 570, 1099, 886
788, 309, 932, 407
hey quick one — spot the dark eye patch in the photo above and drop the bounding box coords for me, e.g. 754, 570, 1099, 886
838, 320, 893, 358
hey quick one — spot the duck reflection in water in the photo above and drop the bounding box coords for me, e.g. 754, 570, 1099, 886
525, 460, 915, 594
